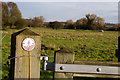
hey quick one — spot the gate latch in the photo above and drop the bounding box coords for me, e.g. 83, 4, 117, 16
41, 56, 55, 71
40, 56, 48, 70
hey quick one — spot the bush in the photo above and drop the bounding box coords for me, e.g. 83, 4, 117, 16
75, 14, 105, 30
113, 24, 119, 31
32, 16, 45, 27
2, 26, 10, 29
64, 24, 74, 29
64, 20, 75, 29
15, 18, 26, 29
48, 21, 64, 30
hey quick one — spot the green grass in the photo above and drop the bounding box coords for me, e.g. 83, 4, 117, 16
1, 34, 11, 80
30, 27, 118, 61
1, 27, 118, 80
105, 25, 113, 28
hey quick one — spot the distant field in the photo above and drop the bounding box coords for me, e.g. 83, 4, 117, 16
1, 27, 118, 80
29, 27, 118, 61
106, 25, 113, 28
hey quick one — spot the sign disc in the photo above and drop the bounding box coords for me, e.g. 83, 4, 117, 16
22, 38, 35, 51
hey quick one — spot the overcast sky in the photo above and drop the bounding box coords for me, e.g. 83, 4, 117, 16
16, 2, 118, 23
2, 0, 120, 2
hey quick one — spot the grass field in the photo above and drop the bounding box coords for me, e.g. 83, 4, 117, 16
1, 27, 118, 80
30, 27, 118, 61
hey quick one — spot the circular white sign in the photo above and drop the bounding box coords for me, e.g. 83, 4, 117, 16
22, 38, 35, 51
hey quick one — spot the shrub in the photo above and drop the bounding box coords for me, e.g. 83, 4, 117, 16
75, 14, 105, 30
15, 18, 26, 29
64, 20, 75, 29
113, 24, 119, 31
32, 16, 45, 27
48, 21, 64, 30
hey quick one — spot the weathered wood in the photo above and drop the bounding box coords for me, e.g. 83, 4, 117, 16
54, 50, 74, 80
74, 60, 120, 66
30, 36, 41, 79
10, 28, 41, 80
74, 73, 120, 78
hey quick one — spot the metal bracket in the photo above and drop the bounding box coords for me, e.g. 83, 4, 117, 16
55, 64, 120, 75
41, 56, 120, 75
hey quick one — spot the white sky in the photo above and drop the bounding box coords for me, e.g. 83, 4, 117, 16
1, 0, 119, 23
16, 2, 118, 23
1, 0, 120, 2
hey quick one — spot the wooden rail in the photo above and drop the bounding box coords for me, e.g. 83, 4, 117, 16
74, 60, 120, 66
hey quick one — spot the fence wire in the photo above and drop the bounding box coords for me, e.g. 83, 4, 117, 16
2, 54, 37, 62
0, 34, 6, 41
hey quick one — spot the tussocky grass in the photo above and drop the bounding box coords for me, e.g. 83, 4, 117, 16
1, 27, 118, 80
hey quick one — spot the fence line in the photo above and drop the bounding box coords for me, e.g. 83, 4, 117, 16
0, 34, 6, 41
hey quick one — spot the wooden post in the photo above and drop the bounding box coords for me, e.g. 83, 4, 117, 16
10, 28, 41, 80
54, 50, 74, 80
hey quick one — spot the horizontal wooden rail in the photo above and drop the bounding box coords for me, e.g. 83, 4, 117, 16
74, 60, 120, 67
73, 73, 120, 78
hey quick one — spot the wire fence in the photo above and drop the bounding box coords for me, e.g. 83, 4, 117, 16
0, 34, 6, 41
2, 54, 37, 62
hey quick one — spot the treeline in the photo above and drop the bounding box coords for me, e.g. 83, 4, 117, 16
47, 14, 119, 31
2, 2, 119, 31
2, 2, 25, 29
2, 2, 45, 29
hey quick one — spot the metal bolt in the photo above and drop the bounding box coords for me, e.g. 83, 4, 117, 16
60, 66, 64, 70
96, 68, 101, 72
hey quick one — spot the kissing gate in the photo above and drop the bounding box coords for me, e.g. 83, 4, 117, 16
10, 28, 120, 80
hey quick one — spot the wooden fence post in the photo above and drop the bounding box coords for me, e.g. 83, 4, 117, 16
10, 28, 41, 80
54, 50, 74, 80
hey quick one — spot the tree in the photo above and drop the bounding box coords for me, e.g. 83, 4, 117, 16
15, 18, 26, 29
96, 17, 105, 30
75, 14, 105, 30
7, 2, 22, 27
49, 21, 63, 30
86, 14, 105, 30
2, 2, 9, 27
26, 18, 33, 27
76, 18, 87, 29
65, 19, 74, 29
32, 16, 45, 27
113, 24, 119, 31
